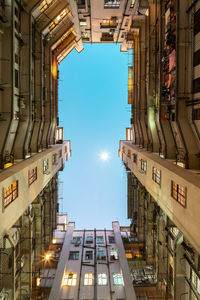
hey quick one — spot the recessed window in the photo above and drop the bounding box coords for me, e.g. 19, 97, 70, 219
98, 273, 107, 285
49, 8, 69, 32
29, 167, 37, 185
82, 32, 89, 40
62, 273, 77, 286
4, 181, 18, 208
15, 69, 19, 88
192, 108, 200, 120
84, 273, 93, 285
101, 32, 114, 42
69, 251, 79, 260
80, 19, 87, 26
59, 149, 62, 158
104, 0, 120, 9
133, 154, 137, 164
127, 149, 131, 158
100, 18, 117, 28
43, 159, 49, 173
130, 0, 135, 7
110, 249, 118, 260
86, 236, 93, 244
39, 0, 55, 13
113, 273, 123, 285
52, 153, 57, 165
97, 248, 106, 260
152, 167, 161, 185
85, 250, 93, 260
141, 159, 147, 173
96, 236, 104, 244
108, 236, 115, 243
72, 237, 82, 244
171, 181, 186, 207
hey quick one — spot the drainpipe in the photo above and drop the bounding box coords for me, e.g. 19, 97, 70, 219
175, 0, 189, 168
94, 229, 97, 300
104, 229, 113, 300
77, 230, 85, 300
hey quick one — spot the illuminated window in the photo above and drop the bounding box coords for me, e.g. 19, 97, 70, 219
100, 18, 117, 28
108, 236, 115, 243
97, 248, 106, 260
69, 251, 79, 260
96, 236, 104, 244
49, 8, 69, 32
85, 250, 93, 260
122, 146, 126, 153
98, 273, 107, 285
80, 19, 87, 26
141, 159, 147, 173
171, 181, 186, 207
130, 0, 135, 7
152, 167, 161, 185
86, 236, 93, 244
62, 273, 77, 286
126, 252, 133, 259
82, 32, 89, 40
59, 149, 62, 158
113, 273, 123, 285
39, 0, 55, 12
110, 249, 118, 260
84, 273, 93, 285
4, 181, 18, 208
104, 0, 120, 8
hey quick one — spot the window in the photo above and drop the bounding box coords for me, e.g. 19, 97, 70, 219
82, 32, 89, 40
193, 108, 200, 120
126, 252, 133, 259
100, 18, 117, 29
43, 159, 49, 173
133, 154, 137, 164
152, 167, 161, 185
86, 236, 93, 244
59, 149, 62, 158
96, 236, 104, 244
191, 270, 200, 294
65, 146, 67, 153
85, 250, 93, 260
127, 149, 131, 158
101, 32, 114, 42
69, 251, 79, 260
52, 153, 57, 165
171, 181, 186, 207
108, 236, 115, 243
98, 273, 107, 285
29, 167, 37, 185
72, 237, 82, 244
97, 248, 106, 260
49, 8, 69, 32
84, 273, 93, 285
39, 0, 55, 13
80, 19, 87, 26
104, 0, 120, 8
4, 181, 18, 208
130, 0, 135, 7
141, 159, 147, 173
110, 249, 118, 260
113, 273, 123, 285
15, 69, 19, 88
77, 0, 85, 8
62, 273, 77, 286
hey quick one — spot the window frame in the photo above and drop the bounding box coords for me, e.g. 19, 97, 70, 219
98, 273, 107, 285
3, 181, 18, 209
84, 273, 93, 286
85, 250, 93, 260
86, 236, 93, 244
152, 167, 161, 185
113, 273, 123, 285
62, 273, 77, 286
69, 251, 79, 260
140, 159, 147, 173
29, 167, 37, 186
96, 236, 104, 244
171, 181, 186, 207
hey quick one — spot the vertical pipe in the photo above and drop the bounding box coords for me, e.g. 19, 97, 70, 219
77, 229, 85, 300
94, 229, 97, 300
104, 229, 112, 300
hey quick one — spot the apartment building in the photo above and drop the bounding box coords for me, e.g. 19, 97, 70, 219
119, 0, 200, 299
34, 219, 136, 300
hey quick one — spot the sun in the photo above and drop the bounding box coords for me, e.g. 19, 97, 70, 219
100, 152, 109, 161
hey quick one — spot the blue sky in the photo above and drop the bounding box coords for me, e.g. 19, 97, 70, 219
58, 43, 131, 229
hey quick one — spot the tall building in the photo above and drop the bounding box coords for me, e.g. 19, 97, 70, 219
1, 0, 200, 299
34, 218, 136, 300
119, 0, 200, 299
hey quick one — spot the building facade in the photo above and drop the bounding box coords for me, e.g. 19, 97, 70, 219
119, 0, 200, 299
35, 219, 136, 300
